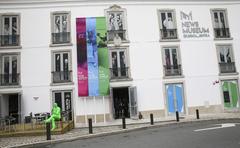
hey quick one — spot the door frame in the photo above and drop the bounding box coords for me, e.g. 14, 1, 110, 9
163, 80, 187, 116
219, 77, 240, 111
110, 84, 138, 119
51, 89, 74, 120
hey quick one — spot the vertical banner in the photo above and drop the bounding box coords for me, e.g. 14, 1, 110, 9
77, 17, 109, 97
76, 18, 88, 96
96, 17, 110, 96
86, 18, 99, 96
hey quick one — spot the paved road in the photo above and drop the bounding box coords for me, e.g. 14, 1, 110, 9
39, 120, 240, 148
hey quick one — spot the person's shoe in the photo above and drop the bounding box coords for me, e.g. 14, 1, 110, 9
51, 125, 56, 131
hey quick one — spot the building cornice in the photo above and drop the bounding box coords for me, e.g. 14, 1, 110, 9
0, 0, 239, 9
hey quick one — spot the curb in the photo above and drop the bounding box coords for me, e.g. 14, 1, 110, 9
12, 118, 240, 148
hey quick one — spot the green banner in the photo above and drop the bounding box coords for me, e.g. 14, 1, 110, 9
96, 17, 109, 95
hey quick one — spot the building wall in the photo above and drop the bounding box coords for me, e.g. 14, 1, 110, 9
0, 0, 239, 126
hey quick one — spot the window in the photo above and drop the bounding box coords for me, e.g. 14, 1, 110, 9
211, 9, 230, 38
158, 10, 178, 40
52, 51, 72, 83
51, 12, 71, 44
109, 48, 130, 79
105, 5, 128, 42
217, 45, 236, 73
162, 47, 182, 76
0, 54, 20, 86
0, 15, 20, 47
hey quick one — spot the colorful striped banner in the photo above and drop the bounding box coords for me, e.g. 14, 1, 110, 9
77, 17, 109, 97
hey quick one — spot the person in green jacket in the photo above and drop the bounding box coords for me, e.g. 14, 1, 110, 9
45, 103, 61, 131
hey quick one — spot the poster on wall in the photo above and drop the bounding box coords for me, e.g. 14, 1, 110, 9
76, 17, 110, 97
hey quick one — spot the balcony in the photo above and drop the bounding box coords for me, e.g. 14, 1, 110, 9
164, 65, 182, 76
0, 74, 20, 86
52, 71, 72, 83
219, 62, 236, 73
0, 35, 20, 46
214, 28, 230, 38
110, 67, 129, 79
160, 29, 178, 40
107, 30, 126, 41
52, 32, 70, 44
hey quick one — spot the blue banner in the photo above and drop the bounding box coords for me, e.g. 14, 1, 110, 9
86, 18, 99, 96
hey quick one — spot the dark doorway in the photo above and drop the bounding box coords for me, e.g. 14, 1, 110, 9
8, 94, 18, 124
113, 87, 130, 119
53, 91, 73, 121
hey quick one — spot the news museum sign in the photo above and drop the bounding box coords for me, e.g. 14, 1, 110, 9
181, 11, 210, 38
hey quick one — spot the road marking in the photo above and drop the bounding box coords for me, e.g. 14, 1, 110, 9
194, 123, 236, 132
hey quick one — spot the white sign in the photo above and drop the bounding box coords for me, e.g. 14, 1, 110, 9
181, 11, 210, 38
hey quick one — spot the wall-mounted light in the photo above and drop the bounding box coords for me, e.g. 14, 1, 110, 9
33, 97, 39, 100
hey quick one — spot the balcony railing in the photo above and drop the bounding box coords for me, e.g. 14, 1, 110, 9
107, 30, 126, 41
52, 71, 72, 83
0, 74, 20, 86
214, 28, 230, 38
110, 67, 129, 79
164, 65, 182, 76
0, 35, 20, 46
52, 32, 70, 44
219, 62, 236, 73
160, 29, 178, 40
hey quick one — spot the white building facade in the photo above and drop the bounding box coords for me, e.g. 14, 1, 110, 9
0, 0, 240, 127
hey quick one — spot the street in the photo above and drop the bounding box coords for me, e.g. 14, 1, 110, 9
39, 120, 240, 148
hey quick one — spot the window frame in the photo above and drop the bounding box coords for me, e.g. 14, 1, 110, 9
105, 5, 129, 43
157, 9, 178, 41
51, 49, 72, 84
108, 46, 131, 80
0, 13, 21, 48
216, 44, 237, 74
161, 45, 182, 77
210, 8, 231, 39
0, 53, 21, 86
50, 11, 72, 46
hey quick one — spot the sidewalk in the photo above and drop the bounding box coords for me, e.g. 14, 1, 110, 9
0, 113, 240, 148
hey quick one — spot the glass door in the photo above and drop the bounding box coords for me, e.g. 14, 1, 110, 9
166, 83, 185, 115
222, 80, 239, 108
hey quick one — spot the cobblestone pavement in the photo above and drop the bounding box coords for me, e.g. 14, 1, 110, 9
0, 113, 239, 148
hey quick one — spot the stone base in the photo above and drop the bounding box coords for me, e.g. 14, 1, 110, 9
139, 109, 165, 119
76, 114, 111, 124
188, 105, 223, 115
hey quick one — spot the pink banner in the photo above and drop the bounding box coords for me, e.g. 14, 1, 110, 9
76, 18, 88, 96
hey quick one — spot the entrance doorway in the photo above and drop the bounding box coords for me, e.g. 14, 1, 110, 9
9, 94, 19, 123
113, 87, 129, 119
0, 93, 21, 124
165, 83, 185, 115
221, 80, 239, 109
112, 87, 138, 119
53, 91, 73, 120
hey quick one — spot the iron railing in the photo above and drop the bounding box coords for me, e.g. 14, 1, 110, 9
160, 29, 178, 40
219, 62, 236, 73
164, 65, 182, 76
110, 67, 129, 79
0, 74, 20, 86
0, 35, 20, 46
214, 28, 230, 38
52, 71, 72, 83
107, 30, 126, 41
52, 32, 70, 44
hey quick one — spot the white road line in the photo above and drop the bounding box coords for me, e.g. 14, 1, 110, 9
194, 123, 236, 132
